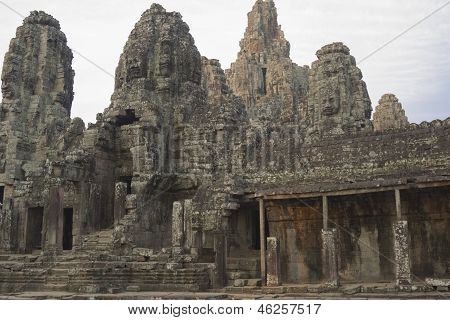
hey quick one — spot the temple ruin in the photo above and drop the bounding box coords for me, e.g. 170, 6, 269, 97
0, 1, 448, 297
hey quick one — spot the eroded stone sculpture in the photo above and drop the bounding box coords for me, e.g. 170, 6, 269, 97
305, 42, 373, 136
373, 94, 409, 131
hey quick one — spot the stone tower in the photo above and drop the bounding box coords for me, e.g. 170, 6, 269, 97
0, 11, 74, 182
226, 0, 308, 124
373, 94, 409, 131
0, 11, 75, 251
305, 42, 373, 137
105, 4, 204, 127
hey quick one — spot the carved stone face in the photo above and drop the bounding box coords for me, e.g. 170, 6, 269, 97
127, 57, 146, 82
54, 91, 66, 105
2, 54, 21, 99
1, 82, 15, 99
320, 87, 340, 116
158, 40, 173, 77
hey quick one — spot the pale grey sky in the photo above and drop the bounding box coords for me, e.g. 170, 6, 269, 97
1, 0, 449, 124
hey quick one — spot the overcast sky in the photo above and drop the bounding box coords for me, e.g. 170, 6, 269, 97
1, 0, 449, 124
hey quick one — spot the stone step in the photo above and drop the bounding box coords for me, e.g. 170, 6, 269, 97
224, 286, 262, 294
50, 268, 69, 276
42, 283, 68, 291
230, 278, 262, 287
0, 254, 40, 262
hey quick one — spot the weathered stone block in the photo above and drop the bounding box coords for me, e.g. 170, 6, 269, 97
125, 194, 137, 210
126, 285, 140, 292
132, 247, 153, 257
166, 263, 182, 270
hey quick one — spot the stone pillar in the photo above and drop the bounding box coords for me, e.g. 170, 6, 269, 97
322, 195, 328, 230
213, 233, 226, 288
0, 186, 14, 253
321, 228, 339, 286
114, 182, 127, 225
190, 206, 203, 256
395, 189, 402, 220
172, 201, 184, 255
259, 198, 266, 285
75, 181, 90, 248
393, 220, 411, 285
266, 237, 281, 286
393, 189, 411, 285
183, 199, 193, 250
43, 183, 64, 255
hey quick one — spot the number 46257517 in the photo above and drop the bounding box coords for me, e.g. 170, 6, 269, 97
257, 303, 321, 315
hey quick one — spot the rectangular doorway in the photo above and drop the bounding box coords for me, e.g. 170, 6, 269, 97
63, 208, 73, 250
26, 207, 44, 252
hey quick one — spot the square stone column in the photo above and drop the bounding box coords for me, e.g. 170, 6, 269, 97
259, 198, 266, 285
43, 184, 64, 255
266, 237, 281, 286
393, 220, 411, 285
114, 182, 127, 225
321, 228, 339, 286
213, 233, 226, 288
171, 201, 184, 255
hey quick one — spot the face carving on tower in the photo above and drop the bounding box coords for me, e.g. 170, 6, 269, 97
306, 42, 372, 136
1, 55, 20, 100
53, 91, 67, 106
1, 81, 15, 99
126, 53, 148, 83
320, 86, 340, 116
107, 4, 204, 125
158, 39, 173, 78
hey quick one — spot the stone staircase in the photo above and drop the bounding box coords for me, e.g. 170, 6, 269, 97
78, 229, 114, 254
0, 253, 47, 292
44, 266, 70, 291
226, 255, 262, 288
0, 198, 216, 295
0, 222, 214, 294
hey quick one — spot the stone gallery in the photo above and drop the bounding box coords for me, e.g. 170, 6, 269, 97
0, 0, 448, 296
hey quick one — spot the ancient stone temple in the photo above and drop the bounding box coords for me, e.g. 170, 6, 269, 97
0, 1, 449, 297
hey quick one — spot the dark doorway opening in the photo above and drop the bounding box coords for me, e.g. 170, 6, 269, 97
63, 208, 73, 250
251, 208, 269, 250
0, 186, 4, 206
26, 207, 43, 252
261, 67, 267, 95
